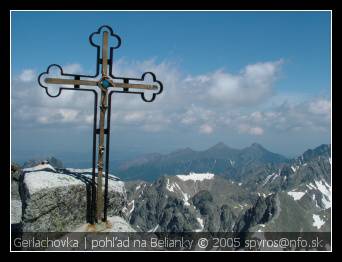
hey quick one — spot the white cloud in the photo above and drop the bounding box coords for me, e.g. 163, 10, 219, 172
142, 124, 164, 132
58, 109, 79, 123
62, 64, 83, 74
308, 99, 331, 115
249, 111, 264, 123
238, 124, 264, 136
18, 69, 36, 82
186, 60, 283, 107
270, 99, 331, 132
123, 112, 146, 123
180, 105, 215, 125
199, 124, 214, 134
250, 127, 264, 135
35, 108, 87, 125
12, 59, 330, 139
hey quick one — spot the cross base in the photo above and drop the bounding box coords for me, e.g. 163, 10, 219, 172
85, 220, 113, 232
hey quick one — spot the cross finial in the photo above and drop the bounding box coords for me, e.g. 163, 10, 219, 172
38, 25, 163, 102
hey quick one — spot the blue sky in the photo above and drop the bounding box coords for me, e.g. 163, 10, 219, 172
11, 11, 331, 165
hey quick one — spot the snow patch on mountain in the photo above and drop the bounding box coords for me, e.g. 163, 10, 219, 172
312, 194, 320, 208
291, 165, 299, 173
176, 172, 214, 182
314, 180, 331, 209
312, 214, 325, 229
306, 183, 315, 190
128, 200, 135, 214
195, 217, 204, 232
166, 179, 182, 193
271, 173, 280, 182
287, 190, 306, 201
305, 179, 331, 209
148, 224, 159, 232
165, 178, 191, 206
262, 172, 279, 186
257, 192, 272, 198
166, 179, 174, 192
181, 191, 190, 206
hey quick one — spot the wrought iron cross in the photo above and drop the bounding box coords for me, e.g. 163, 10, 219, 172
38, 25, 163, 226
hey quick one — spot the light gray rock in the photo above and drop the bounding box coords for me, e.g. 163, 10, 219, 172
23, 156, 64, 169
21, 167, 127, 232
11, 163, 22, 182
11, 163, 23, 232
11, 163, 22, 201
11, 180, 21, 201
11, 200, 22, 224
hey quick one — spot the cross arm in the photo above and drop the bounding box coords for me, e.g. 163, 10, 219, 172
45, 78, 98, 86
44, 77, 158, 90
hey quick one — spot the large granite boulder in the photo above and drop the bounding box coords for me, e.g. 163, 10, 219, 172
20, 164, 127, 232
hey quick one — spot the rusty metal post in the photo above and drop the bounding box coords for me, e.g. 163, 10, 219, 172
96, 84, 108, 222
96, 31, 109, 222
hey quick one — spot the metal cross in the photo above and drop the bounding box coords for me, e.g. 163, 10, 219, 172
38, 25, 163, 226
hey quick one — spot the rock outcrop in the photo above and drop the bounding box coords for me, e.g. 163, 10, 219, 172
11, 163, 22, 231
126, 175, 252, 232
234, 194, 278, 232
20, 164, 127, 232
23, 157, 64, 169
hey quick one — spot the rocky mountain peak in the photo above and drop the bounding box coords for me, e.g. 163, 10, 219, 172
211, 142, 228, 149
301, 144, 331, 162
251, 142, 264, 149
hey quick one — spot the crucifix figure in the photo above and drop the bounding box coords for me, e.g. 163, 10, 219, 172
38, 25, 163, 228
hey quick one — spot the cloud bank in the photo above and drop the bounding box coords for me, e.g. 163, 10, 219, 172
11, 59, 331, 140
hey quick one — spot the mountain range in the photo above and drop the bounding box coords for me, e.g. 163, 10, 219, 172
124, 143, 331, 233
12, 142, 331, 235
116, 142, 288, 181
